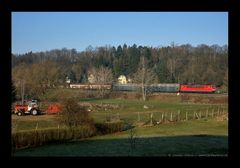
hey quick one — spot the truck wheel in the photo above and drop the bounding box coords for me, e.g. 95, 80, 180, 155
17, 111, 23, 116
31, 109, 38, 116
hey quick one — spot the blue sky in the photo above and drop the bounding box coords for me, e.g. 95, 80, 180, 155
12, 12, 228, 54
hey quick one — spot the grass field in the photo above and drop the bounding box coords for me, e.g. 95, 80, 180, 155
14, 119, 228, 156
12, 95, 228, 156
12, 98, 227, 131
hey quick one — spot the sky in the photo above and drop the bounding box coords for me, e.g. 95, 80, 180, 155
12, 12, 228, 54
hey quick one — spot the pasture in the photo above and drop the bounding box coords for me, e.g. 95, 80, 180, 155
12, 93, 228, 156
14, 119, 227, 156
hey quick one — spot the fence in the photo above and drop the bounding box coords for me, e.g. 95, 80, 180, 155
133, 105, 228, 125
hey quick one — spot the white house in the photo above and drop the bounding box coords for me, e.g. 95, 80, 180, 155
118, 75, 129, 84
66, 76, 71, 84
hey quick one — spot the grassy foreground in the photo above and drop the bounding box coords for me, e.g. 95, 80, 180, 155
12, 98, 228, 132
13, 118, 228, 156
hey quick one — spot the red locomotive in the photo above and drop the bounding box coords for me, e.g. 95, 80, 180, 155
179, 84, 217, 93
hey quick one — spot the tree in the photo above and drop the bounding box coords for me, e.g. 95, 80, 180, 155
127, 125, 138, 155
58, 98, 94, 129
128, 44, 140, 75
96, 66, 114, 85
12, 43, 228, 92
88, 66, 114, 97
132, 56, 157, 101
155, 59, 168, 83
220, 69, 228, 93
12, 61, 64, 99
72, 63, 83, 83
11, 81, 17, 102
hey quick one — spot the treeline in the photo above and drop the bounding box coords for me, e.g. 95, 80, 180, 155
12, 43, 228, 98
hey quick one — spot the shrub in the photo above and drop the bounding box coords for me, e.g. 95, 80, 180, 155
58, 98, 94, 128
12, 125, 97, 150
12, 121, 125, 151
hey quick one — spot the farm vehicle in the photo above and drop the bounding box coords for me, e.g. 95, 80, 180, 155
13, 99, 63, 116
13, 100, 41, 116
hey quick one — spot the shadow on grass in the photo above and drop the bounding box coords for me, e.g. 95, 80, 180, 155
13, 135, 228, 157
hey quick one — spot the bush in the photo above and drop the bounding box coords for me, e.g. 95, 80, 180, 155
12, 121, 125, 151
12, 125, 97, 150
58, 98, 94, 128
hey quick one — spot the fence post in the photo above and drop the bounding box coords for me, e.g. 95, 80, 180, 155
35, 122, 38, 131
138, 112, 140, 122
150, 113, 153, 125
196, 112, 199, 119
186, 111, 188, 121
161, 113, 164, 123
170, 112, 173, 122
162, 112, 165, 122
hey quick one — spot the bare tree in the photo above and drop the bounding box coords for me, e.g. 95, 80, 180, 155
88, 66, 114, 97
132, 56, 157, 101
128, 126, 138, 155
12, 61, 63, 99
221, 69, 228, 93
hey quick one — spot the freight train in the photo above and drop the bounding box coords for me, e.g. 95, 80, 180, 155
69, 83, 217, 93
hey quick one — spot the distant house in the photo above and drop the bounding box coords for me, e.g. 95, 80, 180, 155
65, 76, 71, 84
118, 75, 132, 84
88, 74, 96, 84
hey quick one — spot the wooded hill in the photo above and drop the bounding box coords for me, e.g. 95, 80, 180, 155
12, 43, 228, 98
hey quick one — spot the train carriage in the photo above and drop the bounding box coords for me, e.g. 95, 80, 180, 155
148, 83, 180, 92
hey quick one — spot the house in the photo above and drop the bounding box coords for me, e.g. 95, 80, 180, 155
118, 75, 130, 84
65, 76, 71, 84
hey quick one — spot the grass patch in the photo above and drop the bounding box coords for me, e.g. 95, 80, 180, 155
12, 94, 228, 156
13, 119, 227, 156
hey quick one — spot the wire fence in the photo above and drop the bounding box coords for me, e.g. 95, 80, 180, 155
132, 105, 228, 125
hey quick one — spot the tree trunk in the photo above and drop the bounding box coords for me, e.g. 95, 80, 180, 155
142, 84, 146, 101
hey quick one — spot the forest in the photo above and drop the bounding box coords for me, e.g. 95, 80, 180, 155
12, 43, 228, 99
